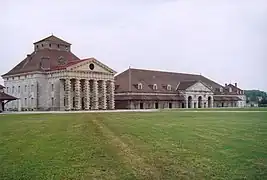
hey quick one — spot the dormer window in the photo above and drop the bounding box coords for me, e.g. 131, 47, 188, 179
220, 87, 223, 92
138, 83, 143, 90
229, 87, 232, 93
153, 84, 157, 90
167, 84, 172, 91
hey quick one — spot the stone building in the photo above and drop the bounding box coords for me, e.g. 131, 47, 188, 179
115, 68, 246, 109
2, 35, 116, 111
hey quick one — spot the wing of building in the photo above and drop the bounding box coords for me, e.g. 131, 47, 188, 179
115, 68, 246, 109
2, 35, 116, 111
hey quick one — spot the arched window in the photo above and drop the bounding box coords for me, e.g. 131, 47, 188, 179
138, 83, 142, 90
167, 85, 172, 91
153, 84, 157, 90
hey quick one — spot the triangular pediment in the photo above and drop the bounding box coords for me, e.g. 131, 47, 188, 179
66, 58, 117, 74
186, 81, 212, 92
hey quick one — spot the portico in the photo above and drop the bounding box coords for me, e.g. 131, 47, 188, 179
54, 58, 116, 111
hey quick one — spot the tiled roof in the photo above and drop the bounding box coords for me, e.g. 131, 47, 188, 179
0, 92, 17, 100
51, 59, 88, 70
34, 35, 71, 45
177, 80, 198, 90
214, 96, 241, 101
115, 68, 223, 93
2, 49, 80, 76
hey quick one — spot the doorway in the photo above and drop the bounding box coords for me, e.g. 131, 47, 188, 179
188, 96, 192, 108
155, 102, 159, 109
198, 96, 202, 108
169, 103, 172, 109
140, 102, 144, 109
208, 96, 212, 108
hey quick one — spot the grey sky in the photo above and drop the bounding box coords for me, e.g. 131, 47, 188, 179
1, 0, 267, 91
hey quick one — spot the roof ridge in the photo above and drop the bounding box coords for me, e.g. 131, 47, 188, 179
130, 68, 200, 76
34, 35, 71, 45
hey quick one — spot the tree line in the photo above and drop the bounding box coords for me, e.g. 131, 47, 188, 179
245, 90, 267, 107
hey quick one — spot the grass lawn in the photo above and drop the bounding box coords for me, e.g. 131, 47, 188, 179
0, 111, 266, 180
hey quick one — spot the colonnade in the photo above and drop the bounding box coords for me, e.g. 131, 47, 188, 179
63, 78, 115, 110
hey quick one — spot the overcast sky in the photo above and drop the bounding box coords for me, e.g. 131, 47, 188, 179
1, 0, 266, 91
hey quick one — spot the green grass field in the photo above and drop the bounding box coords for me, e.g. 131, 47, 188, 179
0, 111, 266, 180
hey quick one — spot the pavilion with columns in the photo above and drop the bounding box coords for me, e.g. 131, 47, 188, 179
2, 35, 116, 111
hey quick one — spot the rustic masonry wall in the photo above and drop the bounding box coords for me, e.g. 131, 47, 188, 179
36, 74, 50, 110
4, 74, 38, 111
34, 41, 71, 52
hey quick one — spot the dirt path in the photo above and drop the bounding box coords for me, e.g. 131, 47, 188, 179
92, 118, 161, 180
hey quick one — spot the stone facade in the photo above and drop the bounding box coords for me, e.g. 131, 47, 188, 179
2, 35, 116, 111
114, 68, 247, 109
1, 35, 247, 111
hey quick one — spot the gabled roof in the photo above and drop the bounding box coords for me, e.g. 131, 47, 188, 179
115, 68, 223, 93
52, 58, 117, 74
176, 80, 198, 90
228, 84, 243, 91
34, 35, 71, 45
0, 92, 17, 100
2, 49, 80, 76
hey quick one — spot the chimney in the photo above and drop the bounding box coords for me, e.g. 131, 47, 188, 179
235, 83, 237, 87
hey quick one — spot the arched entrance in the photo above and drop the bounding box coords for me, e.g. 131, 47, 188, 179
208, 96, 212, 108
188, 96, 192, 108
198, 96, 202, 108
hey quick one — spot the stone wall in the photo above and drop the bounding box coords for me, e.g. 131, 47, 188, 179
4, 74, 38, 111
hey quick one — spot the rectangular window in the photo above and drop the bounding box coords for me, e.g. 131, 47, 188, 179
18, 86, 20, 93
51, 98, 54, 106
25, 98, 27, 106
25, 85, 27, 92
12, 86, 14, 93
7, 87, 9, 93
31, 84, 34, 92
51, 84, 54, 91
31, 98, 34, 106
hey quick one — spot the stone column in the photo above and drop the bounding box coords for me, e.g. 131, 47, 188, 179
185, 99, 188, 108
211, 97, 214, 108
108, 81, 115, 109
92, 80, 99, 110
101, 80, 107, 110
65, 79, 71, 111
74, 79, 81, 110
84, 79, 90, 110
